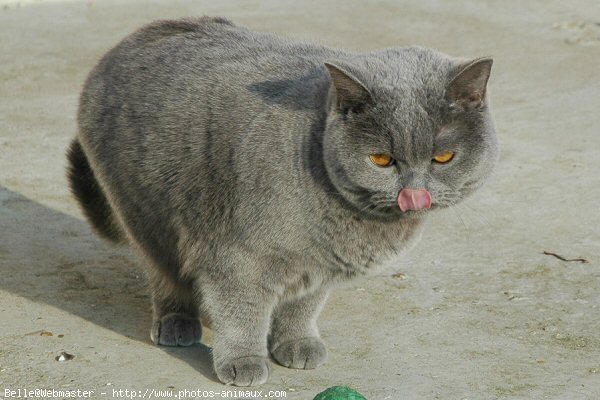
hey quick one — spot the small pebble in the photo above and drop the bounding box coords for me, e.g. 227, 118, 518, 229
392, 272, 407, 280
55, 352, 74, 362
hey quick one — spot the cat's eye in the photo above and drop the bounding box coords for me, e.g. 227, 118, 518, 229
369, 153, 394, 167
433, 151, 455, 164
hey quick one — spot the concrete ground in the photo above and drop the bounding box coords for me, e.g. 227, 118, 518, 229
1, 1, 599, 399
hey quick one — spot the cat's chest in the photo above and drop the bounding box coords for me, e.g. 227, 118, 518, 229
313, 212, 424, 276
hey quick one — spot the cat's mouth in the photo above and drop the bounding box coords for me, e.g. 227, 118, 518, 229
397, 188, 432, 212
363, 200, 434, 219
360, 189, 436, 219
358, 188, 450, 219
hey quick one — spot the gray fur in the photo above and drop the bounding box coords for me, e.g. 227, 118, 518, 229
69, 17, 498, 386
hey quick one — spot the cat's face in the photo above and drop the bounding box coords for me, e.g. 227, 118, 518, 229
322, 48, 499, 219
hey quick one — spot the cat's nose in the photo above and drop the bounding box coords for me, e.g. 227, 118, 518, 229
398, 188, 432, 212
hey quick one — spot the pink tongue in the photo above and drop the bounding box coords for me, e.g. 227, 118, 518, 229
398, 189, 432, 212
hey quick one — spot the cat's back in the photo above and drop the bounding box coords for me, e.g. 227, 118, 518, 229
111, 16, 328, 67
125, 16, 330, 59
79, 16, 336, 112
78, 16, 337, 170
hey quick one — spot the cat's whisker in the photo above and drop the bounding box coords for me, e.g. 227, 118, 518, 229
454, 201, 492, 229
452, 204, 471, 230
358, 202, 377, 214
441, 197, 472, 233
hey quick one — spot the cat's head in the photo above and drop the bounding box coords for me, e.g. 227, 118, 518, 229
321, 47, 499, 219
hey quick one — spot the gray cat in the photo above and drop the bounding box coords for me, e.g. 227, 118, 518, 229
67, 17, 498, 386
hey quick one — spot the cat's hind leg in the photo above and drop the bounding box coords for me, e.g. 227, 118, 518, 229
269, 289, 329, 369
149, 272, 201, 347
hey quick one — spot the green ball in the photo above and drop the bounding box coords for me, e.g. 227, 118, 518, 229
313, 386, 367, 400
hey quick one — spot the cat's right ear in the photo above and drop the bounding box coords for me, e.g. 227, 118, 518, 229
325, 62, 372, 114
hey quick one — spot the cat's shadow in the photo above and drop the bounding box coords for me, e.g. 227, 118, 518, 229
0, 185, 216, 382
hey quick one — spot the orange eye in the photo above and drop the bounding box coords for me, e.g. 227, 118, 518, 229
433, 151, 455, 164
369, 153, 393, 167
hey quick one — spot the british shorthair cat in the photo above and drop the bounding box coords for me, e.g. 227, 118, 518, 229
68, 17, 498, 386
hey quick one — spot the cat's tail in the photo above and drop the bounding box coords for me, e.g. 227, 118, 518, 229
67, 139, 126, 244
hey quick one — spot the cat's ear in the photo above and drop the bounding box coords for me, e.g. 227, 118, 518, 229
325, 62, 372, 113
447, 57, 493, 109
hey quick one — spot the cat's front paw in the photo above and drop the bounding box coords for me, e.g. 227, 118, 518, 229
151, 313, 201, 347
271, 337, 327, 369
215, 356, 271, 386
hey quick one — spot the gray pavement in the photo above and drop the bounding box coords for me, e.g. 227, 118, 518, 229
1, 1, 599, 399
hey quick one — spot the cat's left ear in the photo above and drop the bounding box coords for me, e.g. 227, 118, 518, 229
447, 57, 493, 109
325, 62, 372, 113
